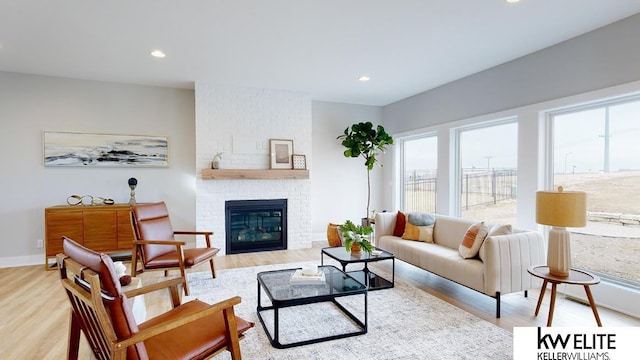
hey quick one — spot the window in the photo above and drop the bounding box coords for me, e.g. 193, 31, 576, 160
549, 97, 640, 287
456, 121, 518, 224
401, 135, 437, 213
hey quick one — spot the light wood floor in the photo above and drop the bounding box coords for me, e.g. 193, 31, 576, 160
1, 242, 638, 359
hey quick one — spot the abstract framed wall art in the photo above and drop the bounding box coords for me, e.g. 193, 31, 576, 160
269, 139, 294, 169
43, 131, 168, 167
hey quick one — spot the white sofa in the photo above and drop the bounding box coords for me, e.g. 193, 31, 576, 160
374, 212, 545, 318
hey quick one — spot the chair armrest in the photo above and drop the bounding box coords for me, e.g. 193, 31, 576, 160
123, 276, 184, 308
115, 296, 242, 350
174, 231, 214, 247
174, 231, 213, 236
133, 240, 186, 246
123, 276, 184, 298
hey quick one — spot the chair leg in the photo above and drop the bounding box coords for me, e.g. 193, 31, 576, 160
181, 267, 190, 296
210, 258, 216, 278
496, 292, 501, 318
68, 310, 81, 360
222, 307, 242, 360
130, 248, 139, 277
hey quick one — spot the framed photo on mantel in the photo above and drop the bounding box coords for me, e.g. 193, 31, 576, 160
292, 154, 306, 170
269, 139, 293, 169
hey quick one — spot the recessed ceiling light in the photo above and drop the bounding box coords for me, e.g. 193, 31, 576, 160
506, 0, 520, 3
150, 49, 166, 58
357, 75, 371, 82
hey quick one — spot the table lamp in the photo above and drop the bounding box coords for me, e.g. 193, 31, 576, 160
536, 186, 586, 277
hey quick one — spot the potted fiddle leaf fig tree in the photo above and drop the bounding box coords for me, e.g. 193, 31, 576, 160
340, 220, 374, 255
337, 121, 393, 225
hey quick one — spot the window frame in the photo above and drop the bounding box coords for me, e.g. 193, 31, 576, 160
398, 132, 438, 213
544, 94, 640, 289
452, 117, 519, 218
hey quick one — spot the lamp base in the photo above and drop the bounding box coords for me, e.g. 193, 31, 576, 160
547, 226, 571, 277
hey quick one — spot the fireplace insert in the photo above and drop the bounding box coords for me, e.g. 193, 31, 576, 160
225, 199, 287, 254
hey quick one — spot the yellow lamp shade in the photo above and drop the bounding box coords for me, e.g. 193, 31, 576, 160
536, 187, 586, 227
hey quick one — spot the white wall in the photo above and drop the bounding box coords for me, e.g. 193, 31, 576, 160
0, 72, 196, 267
311, 101, 384, 239
194, 84, 313, 253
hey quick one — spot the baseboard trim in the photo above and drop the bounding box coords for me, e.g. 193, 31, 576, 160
561, 280, 640, 319
0, 255, 43, 269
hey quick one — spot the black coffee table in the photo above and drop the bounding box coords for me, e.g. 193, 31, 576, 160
321, 246, 395, 290
256, 265, 367, 348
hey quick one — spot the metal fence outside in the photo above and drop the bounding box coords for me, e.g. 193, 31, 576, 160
403, 168, 517, 212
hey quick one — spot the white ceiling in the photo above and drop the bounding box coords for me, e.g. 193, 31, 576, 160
1, 1, 640, 106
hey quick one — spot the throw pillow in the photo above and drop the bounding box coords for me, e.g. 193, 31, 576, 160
407, 212, 436, 226
326, 223, 343, 247
393, 211, 407, 237
402, 222, 434, 242
459, 222, 489, 259
488, 224, 512, 237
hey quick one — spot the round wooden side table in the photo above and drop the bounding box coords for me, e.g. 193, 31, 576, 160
528, 265, 602, 327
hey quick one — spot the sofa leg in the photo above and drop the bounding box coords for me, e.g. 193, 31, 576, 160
524, 290, 528, 298
496, 292, 501, 318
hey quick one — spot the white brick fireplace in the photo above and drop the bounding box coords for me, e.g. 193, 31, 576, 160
194, 84, 312, 255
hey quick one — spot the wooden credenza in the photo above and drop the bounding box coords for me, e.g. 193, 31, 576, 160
44, 204, 135, 269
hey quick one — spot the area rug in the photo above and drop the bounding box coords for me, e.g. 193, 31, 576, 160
183, 261, 512, 359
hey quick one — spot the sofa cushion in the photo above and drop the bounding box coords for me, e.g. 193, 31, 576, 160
407, 212, 436, 226
432, 215, 477, 249
393, 211, 406, 237
459, 222, 488, 259
402, 222, 434, 242
488, 224, 512, 237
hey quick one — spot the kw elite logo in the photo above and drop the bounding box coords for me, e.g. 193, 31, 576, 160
536, 327, 614, 360
513, 327, 636, 360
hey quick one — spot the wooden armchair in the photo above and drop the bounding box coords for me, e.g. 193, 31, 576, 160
57, 237, 254, 360
130, 201, 220, 295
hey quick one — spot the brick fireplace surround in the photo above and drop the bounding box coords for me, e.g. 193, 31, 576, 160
194, 84, 312, 255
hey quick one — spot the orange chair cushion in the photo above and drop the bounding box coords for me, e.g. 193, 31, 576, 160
145, 248, 220, 269
141, 300, 254, 360
132, 202, 177, 260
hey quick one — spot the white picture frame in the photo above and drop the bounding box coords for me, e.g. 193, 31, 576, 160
269, 139, 294, 169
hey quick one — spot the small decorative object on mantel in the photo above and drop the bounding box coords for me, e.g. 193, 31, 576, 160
340, 219, 374, 255
211, 152, 223, 169
128, 177, 138, 205
292, 154, 306, 170
269, 139, 294, 169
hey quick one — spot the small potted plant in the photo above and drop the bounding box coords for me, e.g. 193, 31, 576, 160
211, 152, 223, 169
340, 219, 374, 255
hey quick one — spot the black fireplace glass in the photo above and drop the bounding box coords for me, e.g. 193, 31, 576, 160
225, 199, 287, 254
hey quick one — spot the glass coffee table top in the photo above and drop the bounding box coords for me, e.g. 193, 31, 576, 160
321, 246, 394, 263
257, 265, 366, 305
321, 246, 395, 290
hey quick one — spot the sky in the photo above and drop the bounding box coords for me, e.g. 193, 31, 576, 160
554, 101, 640, 174
404, 122, 518, 171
